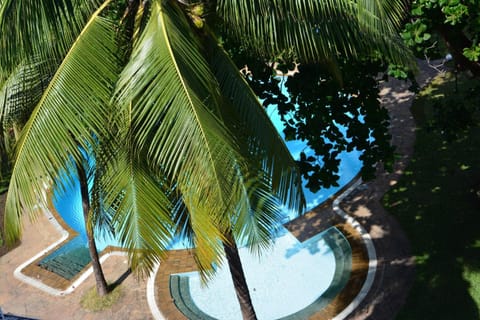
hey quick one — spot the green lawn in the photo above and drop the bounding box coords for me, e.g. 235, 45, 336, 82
383, 72, 480, 319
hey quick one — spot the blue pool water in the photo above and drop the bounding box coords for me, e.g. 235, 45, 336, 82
177, 226, 352, 319
266, 105, 362, 212
40, 100, 362, 286
51, 177, 120, 251
171, 104, 361, 319
38, 176, 121, 279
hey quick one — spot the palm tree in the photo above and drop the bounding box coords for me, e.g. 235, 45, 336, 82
0, 58, 50, 181
1, 0, 414, 316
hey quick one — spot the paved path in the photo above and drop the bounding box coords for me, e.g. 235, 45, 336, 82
0, 60, 446, 320
342, 60, 447, 320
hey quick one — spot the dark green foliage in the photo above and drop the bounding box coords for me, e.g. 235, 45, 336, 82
413, 72, 480, 140
401, 0, 480, 76
383, 72, 480, 319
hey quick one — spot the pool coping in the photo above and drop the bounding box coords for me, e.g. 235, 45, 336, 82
147, 176, 377, 319
332, 178, 376, 320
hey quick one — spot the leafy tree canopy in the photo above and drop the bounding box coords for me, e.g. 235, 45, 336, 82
226, 43, 395, 192
401, 0, 480, 76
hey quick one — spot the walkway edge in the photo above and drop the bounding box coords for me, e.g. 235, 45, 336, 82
147, 262, 165, 320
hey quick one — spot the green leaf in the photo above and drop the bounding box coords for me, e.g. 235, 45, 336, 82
4, 10, 119, 245
216, 0, 415, 68
114, 0, 247, 278
0, 0, 102, 71
205, 34, 305, 214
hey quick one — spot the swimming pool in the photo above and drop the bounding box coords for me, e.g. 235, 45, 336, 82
39, 102, 362, 318
266, 105, 363, 213
166, 104, 362, 319
37, 174, 121, 279
172, 226, 352, 319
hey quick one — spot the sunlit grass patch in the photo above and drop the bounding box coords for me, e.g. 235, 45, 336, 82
80, 285, 122, 312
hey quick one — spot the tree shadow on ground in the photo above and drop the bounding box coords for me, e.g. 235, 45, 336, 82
381, 123, 480, 319
108, 268, 132, 291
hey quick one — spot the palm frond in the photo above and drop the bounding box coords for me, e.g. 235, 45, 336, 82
232, 171, 284, 255
356, 0, 408, 31
215, 0, 415, 68
4, 11, 120, 245
114, 0, 247, 277
206, 36, 305, 214
103, 151, 174, 276
0, 0, 104, 71
0, 57, 53, 140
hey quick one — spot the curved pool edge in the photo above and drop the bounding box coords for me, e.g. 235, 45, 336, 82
332, 178, 377, 320
167, 226, 351, 319
147, 176, 377, 320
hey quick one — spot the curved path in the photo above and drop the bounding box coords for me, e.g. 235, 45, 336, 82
340, 60, 446, 319
0, 60, 444, 319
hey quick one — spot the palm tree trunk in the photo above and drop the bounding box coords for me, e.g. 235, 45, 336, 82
77, 162, 109, 296
0, 106, 8, 181
223, 231, 257, 320
0, 136, 7, 181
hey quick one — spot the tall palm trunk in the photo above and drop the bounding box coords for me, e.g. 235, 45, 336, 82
223, 230, 257, 320
0, 136, 8, 181
77, 162, 109, 296
0, 107, 8, 181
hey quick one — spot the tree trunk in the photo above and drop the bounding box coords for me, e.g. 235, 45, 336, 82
0, 107, 8, 181
77, 162, 109, 296
0, 136, 7, 181
436, 24, 480, 77
223, 231, 258, 320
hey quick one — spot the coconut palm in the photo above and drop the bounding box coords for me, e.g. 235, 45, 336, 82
1, 0, 414, 317
0, 58, 51, 181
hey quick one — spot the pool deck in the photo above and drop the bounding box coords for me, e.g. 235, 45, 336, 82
0, 60, 445, 320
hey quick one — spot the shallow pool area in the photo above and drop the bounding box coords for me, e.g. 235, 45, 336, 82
171, 227, 352, 319
36, 177, 121, 279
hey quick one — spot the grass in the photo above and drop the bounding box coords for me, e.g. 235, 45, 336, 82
383, 72, 480, 319
80, 285, 123, 312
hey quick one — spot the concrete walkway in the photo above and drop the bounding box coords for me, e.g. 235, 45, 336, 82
0, 60, 446, 319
